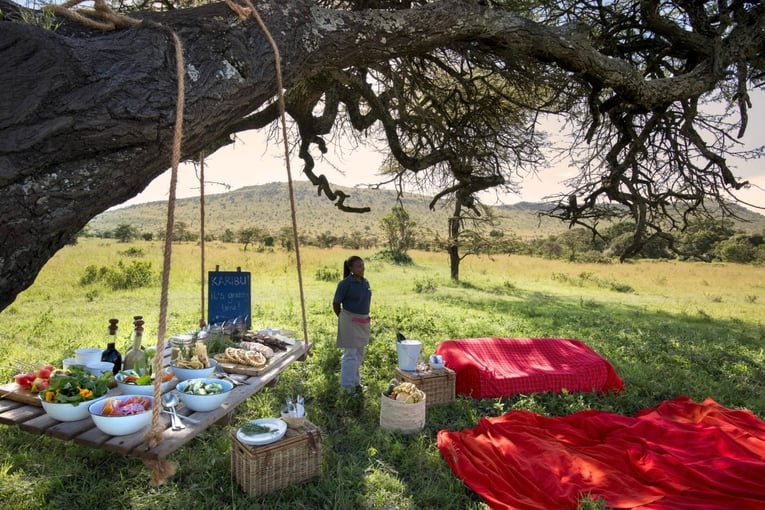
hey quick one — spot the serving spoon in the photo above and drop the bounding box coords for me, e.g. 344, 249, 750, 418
161, 393, 185, 430
214, 362, 246, 386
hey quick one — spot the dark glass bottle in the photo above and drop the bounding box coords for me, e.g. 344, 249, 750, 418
101, 318, 122, 374
395, 327, 406, 343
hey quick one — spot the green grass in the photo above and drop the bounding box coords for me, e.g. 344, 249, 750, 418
0, 239, 763, 509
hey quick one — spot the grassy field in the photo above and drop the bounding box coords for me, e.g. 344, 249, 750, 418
0, 239, 763, 509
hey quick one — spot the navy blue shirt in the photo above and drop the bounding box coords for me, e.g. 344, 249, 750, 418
333, 275, 372, 315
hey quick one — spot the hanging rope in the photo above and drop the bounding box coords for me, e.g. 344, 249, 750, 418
44, 0, 183, 485
199, 151, 206, 327
225, 0, 310, 345
143, 27, 185, 485
49, 0, 309, 487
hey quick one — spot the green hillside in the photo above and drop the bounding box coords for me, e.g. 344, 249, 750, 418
88, 181, 765, 240
87, 182, 568, 239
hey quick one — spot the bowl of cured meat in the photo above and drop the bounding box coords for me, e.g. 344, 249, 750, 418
89, 395, 154, 436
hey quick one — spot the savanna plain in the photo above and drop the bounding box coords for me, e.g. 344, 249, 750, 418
0, 239, 763, 509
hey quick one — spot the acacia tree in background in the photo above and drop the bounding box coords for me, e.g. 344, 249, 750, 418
114, 223, 139, 243
437, 188, 503, 280
1, 0, 764, 311
379, 203, 417, 261
237, 227, 264, 251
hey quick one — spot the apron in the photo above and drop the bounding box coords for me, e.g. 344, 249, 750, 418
336, 309, 371, 348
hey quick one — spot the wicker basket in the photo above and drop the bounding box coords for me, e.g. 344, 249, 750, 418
379, 389, 426, 434
395, 367, 456, 407
231, 420, 321, 497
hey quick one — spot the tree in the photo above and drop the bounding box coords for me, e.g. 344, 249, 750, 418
443, 190, 501, 280
277, 226, 294, 251
113, 223, 139, 243
379, 203, 416, 257
237, 227, 263, 251
1, 0, 763, 311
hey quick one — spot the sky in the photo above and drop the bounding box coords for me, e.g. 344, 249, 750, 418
118, 97, 765, 212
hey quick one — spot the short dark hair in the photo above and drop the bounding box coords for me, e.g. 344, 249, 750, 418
343, 255, 363, 278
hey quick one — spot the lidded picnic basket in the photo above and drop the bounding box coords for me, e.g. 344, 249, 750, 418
379, 380, 426, 434
231, 420, 321, 497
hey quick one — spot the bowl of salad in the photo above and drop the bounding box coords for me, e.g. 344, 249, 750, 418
176, 378, 232, 412
89, 395, 154, 436
39, 367, 111, 422
115, 368, 175, 396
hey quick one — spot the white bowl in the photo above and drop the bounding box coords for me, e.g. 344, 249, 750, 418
86, 361, 114, 376
115, 368, 175, 396
40, 394, 107, 422
170, 358, 217, 382
89, 395, 154, 436
75, 348, 102, 366
176, 377, 232, 412
62, 358, 79, 370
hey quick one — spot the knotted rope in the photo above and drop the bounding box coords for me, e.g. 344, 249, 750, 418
46, 0, 311, 486
224, 0, 310, 345
45, 0, 184, 484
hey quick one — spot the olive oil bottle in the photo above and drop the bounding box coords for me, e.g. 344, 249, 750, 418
122, 316, 145, 372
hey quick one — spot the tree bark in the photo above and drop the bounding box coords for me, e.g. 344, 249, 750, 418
448, 201, 462, 281
0, 0, 756, 310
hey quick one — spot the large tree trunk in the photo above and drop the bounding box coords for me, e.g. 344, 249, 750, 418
0, 0, 744, 310
448, 202, 462, 281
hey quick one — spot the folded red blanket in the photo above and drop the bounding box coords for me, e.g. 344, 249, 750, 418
435, 337, 624, 398
437, 396, 765, 509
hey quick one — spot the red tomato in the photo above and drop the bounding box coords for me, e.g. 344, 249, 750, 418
14, 372, 35, 389
36, 365, 54, 380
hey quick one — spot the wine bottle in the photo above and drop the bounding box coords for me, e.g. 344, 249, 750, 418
395, 327, 406, 343
101, 318, 122, 374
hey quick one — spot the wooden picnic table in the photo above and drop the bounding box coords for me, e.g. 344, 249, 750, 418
0, 340, 312, 463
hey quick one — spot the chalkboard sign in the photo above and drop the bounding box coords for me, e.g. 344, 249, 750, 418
207, 268, 251, 328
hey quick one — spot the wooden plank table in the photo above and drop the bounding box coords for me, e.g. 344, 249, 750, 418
0, 340, 312, 463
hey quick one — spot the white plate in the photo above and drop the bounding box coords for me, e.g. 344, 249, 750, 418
236, 418, 287, 446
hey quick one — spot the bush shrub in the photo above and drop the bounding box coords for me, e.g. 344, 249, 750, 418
79, 260, 155, 290
315, 266, 341, 282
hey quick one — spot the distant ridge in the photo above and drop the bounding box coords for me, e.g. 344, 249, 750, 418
89, 182, 765, 239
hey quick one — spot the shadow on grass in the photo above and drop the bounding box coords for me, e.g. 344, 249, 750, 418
1, 283, 762, 510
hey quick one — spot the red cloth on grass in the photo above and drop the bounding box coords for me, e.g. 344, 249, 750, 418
437, 396, 765, 509
435, 337, 624, 399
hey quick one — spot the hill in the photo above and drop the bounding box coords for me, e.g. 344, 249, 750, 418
87, 182, 569, 239
88, 181, 765, 240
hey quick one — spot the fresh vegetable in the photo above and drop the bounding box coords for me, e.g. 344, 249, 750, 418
181, 380, 224, 395
118, 369, 173, 385
13, 364, 56, 393
42, 367, 111, 405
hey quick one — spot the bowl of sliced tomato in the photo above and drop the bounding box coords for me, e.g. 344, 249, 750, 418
89, 395, 154, 436
115, 368, 175, 396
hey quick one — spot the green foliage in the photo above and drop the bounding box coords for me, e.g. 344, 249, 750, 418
413, 277, 438, 293
315, 266, 341, 282
379, 203, 417, 255
118, 247, 145, 257
79, 260, 155, 290
375, 249, 413, 265
717, 234, 757, 263
113, 223, 139, 243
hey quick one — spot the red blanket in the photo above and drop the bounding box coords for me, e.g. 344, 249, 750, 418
435, 337, 624, 398
437, 397, 765, 509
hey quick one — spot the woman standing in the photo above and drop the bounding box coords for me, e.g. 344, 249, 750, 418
332, 255, 372, 396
